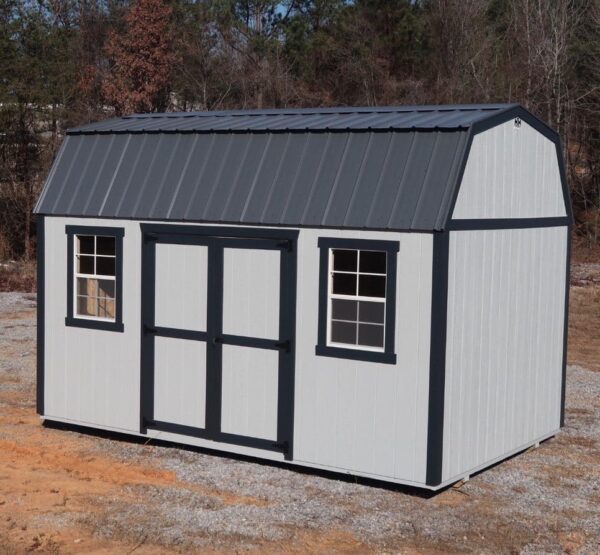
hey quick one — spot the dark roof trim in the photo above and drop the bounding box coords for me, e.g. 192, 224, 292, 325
93, 103, 517, 119
67, 126, 472, 136
38, 212, 439, 234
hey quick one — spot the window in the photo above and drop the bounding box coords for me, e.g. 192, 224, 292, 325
329, 249, 387, 349
65, 226, 124, 332
316, 238, 398, 364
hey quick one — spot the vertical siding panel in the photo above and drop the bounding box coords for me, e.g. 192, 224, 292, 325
44, 219, 433, 485
443, 236, 456, 479
411, 235, 428, 479
292, 230, 432, 484
452, 120, 566, 219
443, 227, 567, 482
42, 218, 141, 432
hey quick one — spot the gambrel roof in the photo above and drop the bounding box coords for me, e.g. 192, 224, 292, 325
34, 103, 567, 231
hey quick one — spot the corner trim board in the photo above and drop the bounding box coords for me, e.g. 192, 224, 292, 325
560, 226, 571, 426
36, 215, 45, 415
425, 231, 450, 486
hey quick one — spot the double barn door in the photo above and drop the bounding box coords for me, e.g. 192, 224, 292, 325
140, 225, 297, 458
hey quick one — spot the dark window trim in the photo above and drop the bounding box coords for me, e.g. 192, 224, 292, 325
65, 225, 125, 332
316, 237, 399, 365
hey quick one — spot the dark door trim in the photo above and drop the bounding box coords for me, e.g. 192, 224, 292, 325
139, 224, 298, 459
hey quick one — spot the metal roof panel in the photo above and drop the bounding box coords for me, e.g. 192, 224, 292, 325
68, 104, 516, 134
35, 103, 568, 231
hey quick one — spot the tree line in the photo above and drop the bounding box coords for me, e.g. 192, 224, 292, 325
0, 0, 598, 259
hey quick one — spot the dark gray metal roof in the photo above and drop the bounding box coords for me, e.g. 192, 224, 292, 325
68, 104, 516, 134
34, 104, 526, 231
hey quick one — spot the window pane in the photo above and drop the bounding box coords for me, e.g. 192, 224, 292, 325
359, 251, 386, 274
332, 272, 357, 295
77, 235, 94, 255
77, 255, 94, 274
359, 274, 386, 298
332, 249, 357, 272
359, 301, 385, 324
77, 296, 97, 317
96, 256, 116, 276
97, 236, 116, 256
358, 324, 384, 348
98, 298, 115, 319
77, 277, 97, 297
97, 279, 115, 299
331, 299, 357, 321
331, 321, 357, 345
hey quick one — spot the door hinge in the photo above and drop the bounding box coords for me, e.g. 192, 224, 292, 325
144, 232, 158, 244
144, 324, 157, 335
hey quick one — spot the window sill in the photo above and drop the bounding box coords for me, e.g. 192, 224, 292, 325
315, 344, 396, 364
65, 316, 124, 332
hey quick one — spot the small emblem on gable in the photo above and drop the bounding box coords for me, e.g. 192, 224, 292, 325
514, 117, 522, 128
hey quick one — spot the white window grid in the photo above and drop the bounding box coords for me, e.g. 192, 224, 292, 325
74, 234, 117, 322
326, 248, 386, 352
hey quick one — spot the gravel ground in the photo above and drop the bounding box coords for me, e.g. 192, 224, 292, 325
571, 263, 600, 286
0, 292, 36, 407
0, 291, 599, 553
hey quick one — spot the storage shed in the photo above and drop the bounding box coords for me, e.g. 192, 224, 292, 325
34, 104, 572, 489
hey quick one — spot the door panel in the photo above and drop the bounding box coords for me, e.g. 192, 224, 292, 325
221, 345, 279, 440
222, 248, 280, 339
141, 225, 297, 458
154, 243, 208, 331
153, 336, 206, 428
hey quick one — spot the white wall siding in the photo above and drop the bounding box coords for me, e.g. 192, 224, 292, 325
43, 217, 433, 485
44, 217, 142, 431
442, 227, 567, 482
452, 120, 566, 219
293, 230, 433, 484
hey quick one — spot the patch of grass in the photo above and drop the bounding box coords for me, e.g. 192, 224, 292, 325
0, 260, 36, 292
